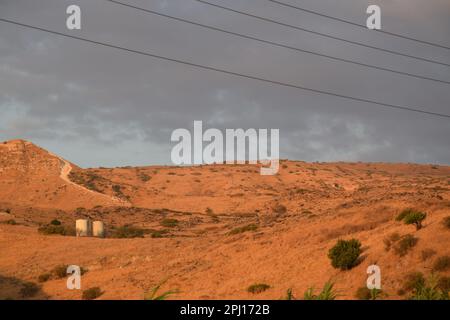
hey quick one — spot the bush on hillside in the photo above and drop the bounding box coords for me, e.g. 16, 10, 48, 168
328, 239, 361, 270
393, 234, 418, 256
396, 209, 426, 230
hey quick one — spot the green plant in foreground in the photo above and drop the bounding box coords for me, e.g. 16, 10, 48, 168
284, 288, 295, 300
410, 275, 448, 300
303, 281, 337, 300
328, 239, 361, 270
145, 279, 179, 300
355, 287, 383, 300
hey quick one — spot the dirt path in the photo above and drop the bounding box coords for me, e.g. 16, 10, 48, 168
51, 153, 129, 206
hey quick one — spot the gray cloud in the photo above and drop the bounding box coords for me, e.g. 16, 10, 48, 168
0, 0, 449, 167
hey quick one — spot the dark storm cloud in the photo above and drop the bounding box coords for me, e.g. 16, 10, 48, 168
0, 0, 449, 167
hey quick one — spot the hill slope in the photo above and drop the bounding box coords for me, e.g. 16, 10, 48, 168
0, 140, 449, 300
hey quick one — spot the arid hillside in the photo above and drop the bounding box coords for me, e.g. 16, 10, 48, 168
0, 139, 449, 300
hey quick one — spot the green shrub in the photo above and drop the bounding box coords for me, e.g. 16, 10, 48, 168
110, 225, 145, 238
284, 288, 295, 300
139, 173, 151, 182
20, 282, 40, 298
160, 219, 179, 228
303, 281, 337, 300
4, 219, 17, 225
410, 275, 447, 300
393, 234, 418, 256
50, 219, 61, 226
396, 208, 413, 221
228, 224, 258, 235
433, 256, 450, 272
403, 211, 426, 230
247, 283, 270, 294
82, 287, 103, 300
355, 287, 382, 300
144, 279, 179, 300
38, 273, 51, 283
396, 209, 426, 230
328, 239, 361, 270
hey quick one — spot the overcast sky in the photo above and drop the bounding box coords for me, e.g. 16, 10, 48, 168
1, 0, 449, 167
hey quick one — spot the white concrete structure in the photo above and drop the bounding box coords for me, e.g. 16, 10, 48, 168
75, 219, 92, 237
92, 221, 105, 238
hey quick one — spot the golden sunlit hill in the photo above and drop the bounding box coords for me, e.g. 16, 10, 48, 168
0, 139, 449, 300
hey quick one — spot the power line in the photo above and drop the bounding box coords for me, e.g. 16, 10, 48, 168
0, 17, 449, 120
269, 0, 450, 51
193, 0, 450, 68
104, 0, 450, 86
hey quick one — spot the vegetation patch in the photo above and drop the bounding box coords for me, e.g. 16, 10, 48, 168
68, 171, 105, 193
421, 249, 437, 261
228, 224, 258, 235
150, 229, 170, 238
383, 232, 400, 251
401, 272, 426, 293
409, 275, 448, 300
303, 282, 337, 300
138, 173, 151, 182
442, 216, 450, 229
355, 287, 383, 300
144, 280, 179, 300
396, 209, 426, 230
38, 265, 87, 282
437, 276, 450, 293
247, 283, 270, 294
110, 225, 146, 238
433, 256, 450, 272
38, 273, 51, 283
82, 287, 103, 300
38, 222, 75, 236
50, 219, 61, 226
328, 239, 361, 270
20, 282, 40, 298
160, 219, 179, 228
393, 234, 418, 256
